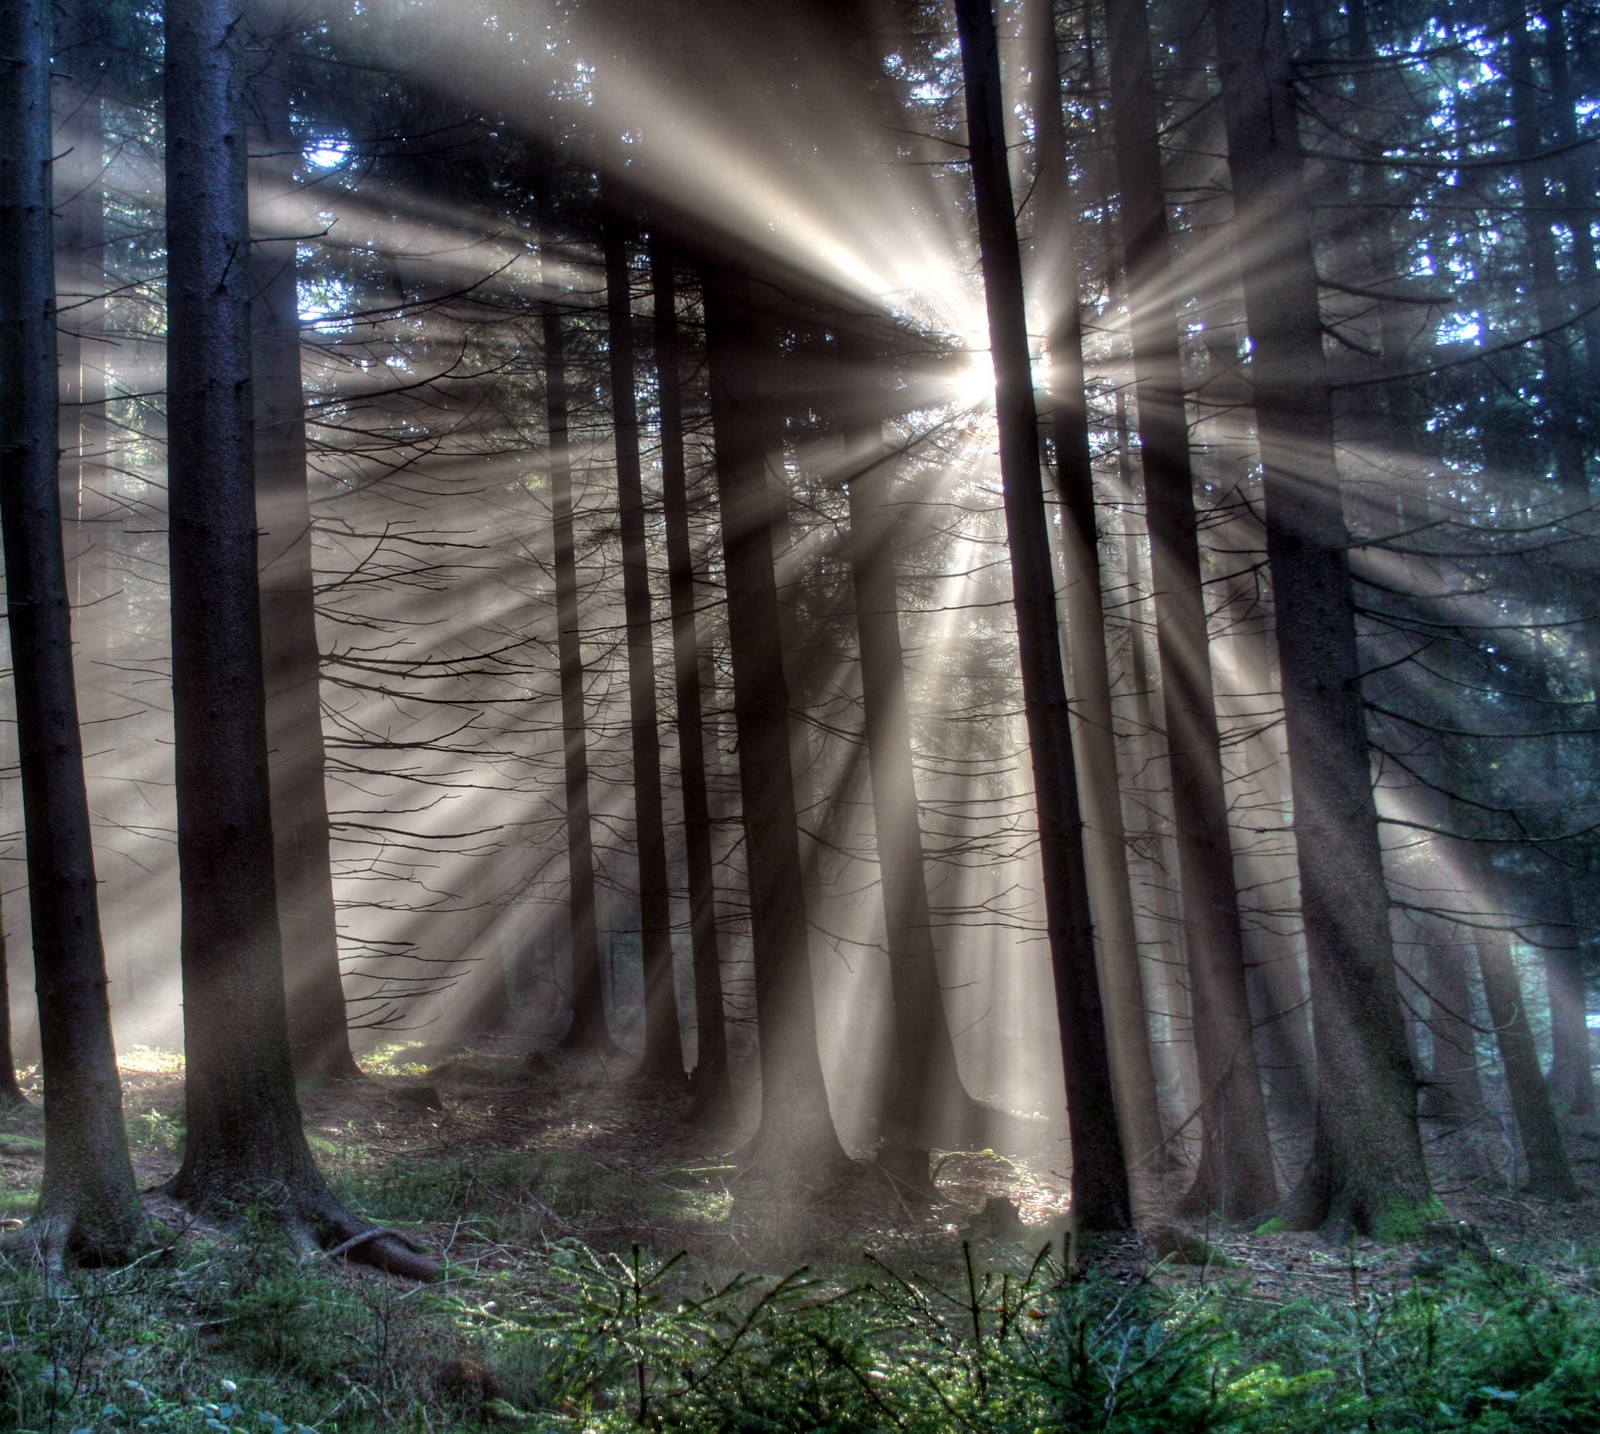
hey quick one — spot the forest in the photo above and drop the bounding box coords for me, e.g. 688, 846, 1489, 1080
0, 0, 1598, 1428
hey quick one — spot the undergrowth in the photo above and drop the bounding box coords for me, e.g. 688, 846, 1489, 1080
3, 1229, 1598, 1433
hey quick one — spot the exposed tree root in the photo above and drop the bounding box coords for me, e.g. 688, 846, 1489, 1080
0, 1202, 156, 1279
162, 1174, 441, 1281
318, 1217, 439, 1280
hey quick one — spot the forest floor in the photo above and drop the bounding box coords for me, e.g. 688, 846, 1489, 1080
3, 1038, 1600, 1430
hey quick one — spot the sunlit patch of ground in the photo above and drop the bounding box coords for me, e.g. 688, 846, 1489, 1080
119, 1044, 186, 1074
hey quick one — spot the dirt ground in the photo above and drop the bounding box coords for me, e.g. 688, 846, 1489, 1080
5, 1036, 1599, 1297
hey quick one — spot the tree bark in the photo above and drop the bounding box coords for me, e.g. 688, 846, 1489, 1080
651, 245, 733, 1123
0, 0, 145, 1268
250, 64, 362, 1083
955, 0, 1130, 1231
1507, 4, 1586, 494
0, 910, 25, 1107
161, 0, 432, 1279
1417, 913, 1485, 1122
1106, 0, 1277, 1217
703, 264, 847, 1181
1540, 878, 1593, 1115
1464, 852, 1579, 1198
602, 204, 685, 1083
1030, 0, 1168, 1186
543, 239, 613, 1056
1213, 0, 1434, 1235
838, 334, 986, 1173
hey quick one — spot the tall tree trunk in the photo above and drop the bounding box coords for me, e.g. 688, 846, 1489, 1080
651, 244, 732, 1123
1105, 0, 1278, 1217
1113, 386, 1200, 1134
955, 0, 1130, 1231
0, 0, 145, 1268
1213, 0, 1434, 1235
544, 257, 613, 1056
703, 265, 846, 1181
1417, 913, 1485, 1122
0, 908, 24, 1107
1030, 0, 1168, 1184
1507, 5, 1586, 494
160, 0, 433, 1279
838, 334, 985, 1178
602, 205, 684, 1082
250, 65, 362, 1083
1540, 876, 1593, 1115
1542, 1, 1600, 395
56, 0, 128, 1006
1463, 848, 1579, 1197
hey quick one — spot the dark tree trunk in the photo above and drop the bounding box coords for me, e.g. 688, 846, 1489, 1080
160, 0, 432, 1279
0, 910, 25, 1107
55, 0, 110, 638
602, 206, 685, 1083
1213, 0, 1434, 1235
1466, 854, 1579, 1198
838, 334, 985, 1175
955, 0, 1130, 1231
1507, 5, 1585, 494
1112, 393, 1201, 1132
250, 66, 362, 1083
1030, 0, 1168, 1185
703, 265, 846, 1181
1417, 914, 1485, 1122
0, 0, 145, 1268
1541, 880, 1593, 1115
1104, 0, 1277, 1217
544, 272, 613, 1056
1543, 2, 1600, 394
651, 245, 733, 1123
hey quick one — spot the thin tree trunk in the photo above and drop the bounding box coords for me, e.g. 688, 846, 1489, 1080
1542, 2, 1600, 394
0, 0, 144, 1268
602, 204, 684, 1082
1541, 878, 1593, 1115
544, 257, 613, 1056
1213, 0, 1434, 1235
250, 65, 362, 1083
1507, 5, 1585, 494
160, 0, 433, 1279
838, 334, 986, 1178
1105, 0, 1278, 1218
955, 0, 1130, 1231
0, 908, 25, 1107
651, 244, 733, 1123
1419, 913, 1485, 1122
1030, 0, 1167, 1185
703, 264, 846, 1181
1114, 386, 1200, 1135
1466, 852, 1579, 1198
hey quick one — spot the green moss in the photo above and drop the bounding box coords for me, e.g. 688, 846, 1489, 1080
1253, 1217, 1288, 1236
1373, 1195, 1448, 1243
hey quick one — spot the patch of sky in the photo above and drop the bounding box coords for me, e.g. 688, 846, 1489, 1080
1438, 313, 1482, 344
305, 136, 350, 170
299, 273, 353, 331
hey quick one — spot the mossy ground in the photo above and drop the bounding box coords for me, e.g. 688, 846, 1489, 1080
2, 1041, 1598, 1431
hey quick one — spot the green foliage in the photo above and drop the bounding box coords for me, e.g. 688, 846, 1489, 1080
1247, 1256, 1600, 1431
4, 1226, 1599, 1433
486, 1241, 1329, 1431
